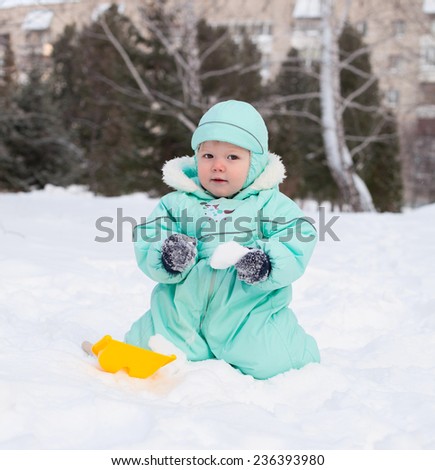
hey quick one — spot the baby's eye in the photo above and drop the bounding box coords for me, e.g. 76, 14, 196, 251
202, 153, 214, 159
227, 154, 239, 160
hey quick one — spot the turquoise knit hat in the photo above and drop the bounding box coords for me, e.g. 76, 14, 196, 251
191, 100, 269, 189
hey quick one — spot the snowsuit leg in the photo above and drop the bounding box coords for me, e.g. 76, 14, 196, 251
200, 273, 320, 380
217, 307, 320, 380
125, 261, 215, 361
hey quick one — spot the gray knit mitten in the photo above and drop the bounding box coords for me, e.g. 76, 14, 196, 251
235, 249, 271, 285
161, 234, 197, 274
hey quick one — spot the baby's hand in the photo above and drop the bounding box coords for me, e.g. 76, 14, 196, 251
235, 249, 271, 285
161, 234, 197, 274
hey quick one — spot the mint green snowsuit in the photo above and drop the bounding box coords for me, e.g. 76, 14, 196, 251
125, 154, 320, 379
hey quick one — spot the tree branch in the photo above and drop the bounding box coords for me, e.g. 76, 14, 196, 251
348, 120, 392, 158
138, 7, 190, 75
199, 31, 230, 63
99, 13, 196, 132
99, 15, 156, 104
199, 63, 242, 80
267, 92, 321, 106
262, 107, 322, 125
339, 75, 378, 115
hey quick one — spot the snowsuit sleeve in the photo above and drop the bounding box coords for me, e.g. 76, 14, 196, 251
133, 193, 197, 284
253, 193, 317, 291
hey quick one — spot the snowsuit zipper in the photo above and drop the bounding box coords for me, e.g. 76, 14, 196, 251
199, 269, 217, 331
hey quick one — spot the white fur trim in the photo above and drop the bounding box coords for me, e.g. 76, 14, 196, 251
162, 156, 200, 193
162, 152, 286, 193
249, 153, 286, 190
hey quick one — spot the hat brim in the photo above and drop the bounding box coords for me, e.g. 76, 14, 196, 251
191, 121, 264, 154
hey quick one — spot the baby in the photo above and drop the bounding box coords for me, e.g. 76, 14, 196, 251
126, 100, 320, 379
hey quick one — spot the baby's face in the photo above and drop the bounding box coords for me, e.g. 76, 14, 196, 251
197, 141, 250, 198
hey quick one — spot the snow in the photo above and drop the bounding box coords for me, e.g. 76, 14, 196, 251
1, 186, 435, 449
91, 2, 125, 22
21, 9, 53, 31
0, 0, 77, 9
423, 0, 435, 14
210, 241, 249, 269
293, 0, 321, 19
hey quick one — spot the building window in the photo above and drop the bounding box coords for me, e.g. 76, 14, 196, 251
0, 34, 10, 47
417, 118, 435, 136
25, 30, 49, 51
356, 21, 367, 36
420, 83, 435, 105
388, 54, 404, 73
424, 46, 435, 66
261, 52, 272, 81
386, 89, 399, 107
231, 22, 273, 38
22, 10, 54, 56
263, 23, 273, 36
392, 20, 406, 37
293, 20, 320, 35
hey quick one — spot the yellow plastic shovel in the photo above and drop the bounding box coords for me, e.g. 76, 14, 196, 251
82, 335, 176, 379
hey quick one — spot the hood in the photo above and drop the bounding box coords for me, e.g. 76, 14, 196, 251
162, 153, 286, 200
191, 100, 269, 189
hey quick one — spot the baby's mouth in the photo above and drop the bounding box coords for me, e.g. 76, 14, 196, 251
211, 178, 228, 183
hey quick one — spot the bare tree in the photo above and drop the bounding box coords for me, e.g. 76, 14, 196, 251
98, 0, 265, 131
319, 0, 375, 211
83, 0, 401, 210
99, 1, 199, 133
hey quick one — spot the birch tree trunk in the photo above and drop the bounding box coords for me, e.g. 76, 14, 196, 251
320, 0, 375, 211
179, 0, 202, 106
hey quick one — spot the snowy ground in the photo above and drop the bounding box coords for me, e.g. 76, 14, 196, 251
0, 186, 434, 450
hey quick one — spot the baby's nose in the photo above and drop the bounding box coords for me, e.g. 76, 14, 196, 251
212, 160, 225, 171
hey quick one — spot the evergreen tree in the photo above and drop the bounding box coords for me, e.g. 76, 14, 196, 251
198, 20, 262, 102
51, 5, 156, 196
49, 4, 265, 197
141, 16, 265, 195
268, 48, 340, 204
270, 25, 402, 211
0, 68, 83, 191
361, 113, 403, 212
0, 37, 17, 190
134, 0, 197, 196
0, 36, 16, 101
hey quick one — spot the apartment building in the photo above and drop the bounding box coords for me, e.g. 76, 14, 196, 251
1, 0, 434, 205
0, 0, 145, 76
